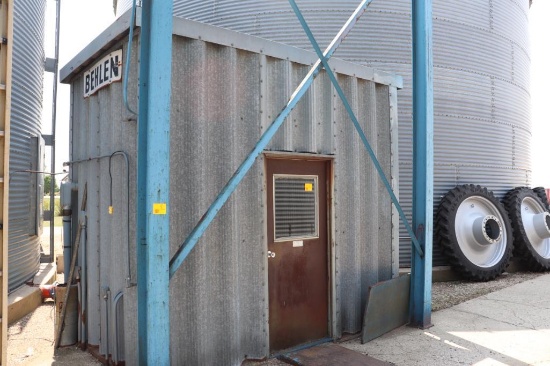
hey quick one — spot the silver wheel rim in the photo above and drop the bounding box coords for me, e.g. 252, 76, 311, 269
521, 197, 550, 259
455, 196, 507, 268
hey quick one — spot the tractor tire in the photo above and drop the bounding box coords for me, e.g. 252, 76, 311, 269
435, 184, 513, 281
504, 187, 550, 271
532, 187, 550, 211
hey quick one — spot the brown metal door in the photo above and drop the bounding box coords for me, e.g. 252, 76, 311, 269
266, 158, 329, 352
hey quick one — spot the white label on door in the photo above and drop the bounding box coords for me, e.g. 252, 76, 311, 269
293, 240, 304, 247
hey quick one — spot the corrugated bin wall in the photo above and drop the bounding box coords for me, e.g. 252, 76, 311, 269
119, 0, 533, 267
61, 15, 401, 365
8, 0, 45, 291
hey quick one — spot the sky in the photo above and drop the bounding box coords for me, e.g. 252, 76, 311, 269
44, 1, 550, 186
42, 0, 116, 174
528, 1, 550, 186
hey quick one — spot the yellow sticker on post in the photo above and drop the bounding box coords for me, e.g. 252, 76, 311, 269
304, 183, 313, 192
153, 203, 167, 215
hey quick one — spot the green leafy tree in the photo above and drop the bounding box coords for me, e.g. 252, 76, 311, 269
44, 175, 58, 195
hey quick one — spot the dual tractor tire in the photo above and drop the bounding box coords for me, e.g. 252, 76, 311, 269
435, 185, 513, 281
436, 184, 550, 281
504, 187, 550, 271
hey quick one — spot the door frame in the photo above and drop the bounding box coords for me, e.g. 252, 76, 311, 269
263, 152, 336, 350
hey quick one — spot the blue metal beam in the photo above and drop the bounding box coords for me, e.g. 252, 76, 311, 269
169, 0, 375, 279
410, 0, 434, 328
287, 0, 424, 259
123, 0, 138, 116
136, 0, 173, 364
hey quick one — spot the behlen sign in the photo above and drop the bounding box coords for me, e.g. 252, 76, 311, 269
83, 49, 123, 98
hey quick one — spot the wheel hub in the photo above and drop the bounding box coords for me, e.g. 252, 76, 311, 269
455, 197, 508, 268
521, 197, 550, 259
472, 215, 502, 245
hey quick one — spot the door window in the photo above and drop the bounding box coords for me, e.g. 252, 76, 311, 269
273, 175, 318, 241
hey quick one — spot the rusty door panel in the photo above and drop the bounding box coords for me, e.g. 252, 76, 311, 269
266, 158, 329, 352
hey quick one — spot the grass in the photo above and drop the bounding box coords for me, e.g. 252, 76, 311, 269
43, 196, 63, 227
44, 216, 63, 228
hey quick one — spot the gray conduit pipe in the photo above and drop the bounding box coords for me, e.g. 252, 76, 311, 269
66, 151, 134, 288
77, 282, 81, 343
112, 291, 124, 364
60, 182, 75, 281
62, 216, 71, 279
108, 151, 134, 287
102, 286, 111, 359
80, 212, 88, 344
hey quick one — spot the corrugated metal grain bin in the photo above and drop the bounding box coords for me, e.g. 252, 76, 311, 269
7, 0, 46, 291
60, 13, 402, 365
116, 0, 533, 267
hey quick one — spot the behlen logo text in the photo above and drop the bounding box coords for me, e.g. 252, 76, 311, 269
83, 49, 123, 97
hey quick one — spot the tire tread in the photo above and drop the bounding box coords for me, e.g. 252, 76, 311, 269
435, 184, 513, 281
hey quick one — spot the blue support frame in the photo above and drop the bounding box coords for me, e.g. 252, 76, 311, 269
410, 0, 434, 328
164, 0, 432, 336
136, 0, 173, 364
288, 0, 423, 259
169, 0, 375, 279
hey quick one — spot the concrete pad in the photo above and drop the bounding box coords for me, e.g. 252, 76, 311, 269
7, 263, 57, 325
8, 286, 42, 326
343, 274, 550, 366
35, 262, 57, 285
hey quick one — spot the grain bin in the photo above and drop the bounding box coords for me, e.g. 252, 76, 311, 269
6, 0, 46, 291
60, 13, 402, 364
115, 0, 532, 267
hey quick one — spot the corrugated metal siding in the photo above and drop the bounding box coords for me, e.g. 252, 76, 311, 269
8, 0, 45, 291
67, 28, 397, 364
150, 0, 532, 267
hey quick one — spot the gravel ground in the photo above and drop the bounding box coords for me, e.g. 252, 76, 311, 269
8, 300, 101, 365
7, 270, 544, 365
431, 270, 544, 311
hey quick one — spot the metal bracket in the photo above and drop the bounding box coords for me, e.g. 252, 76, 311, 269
44, 57, 57, 73
42, 134, 53, 146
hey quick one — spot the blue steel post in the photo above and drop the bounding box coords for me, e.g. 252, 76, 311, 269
410, 0, 434, 328
136, 0, 173, 364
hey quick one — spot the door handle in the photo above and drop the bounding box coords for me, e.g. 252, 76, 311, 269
267, 251, 276, 258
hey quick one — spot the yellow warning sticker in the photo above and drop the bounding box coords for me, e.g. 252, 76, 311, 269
108, 206, 114, 215
153, 203, 167, 215
304, 183, 313, 192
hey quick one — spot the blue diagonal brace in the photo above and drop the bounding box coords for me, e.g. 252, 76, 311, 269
169, 0, 376, 279
288, 0, 424, 258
